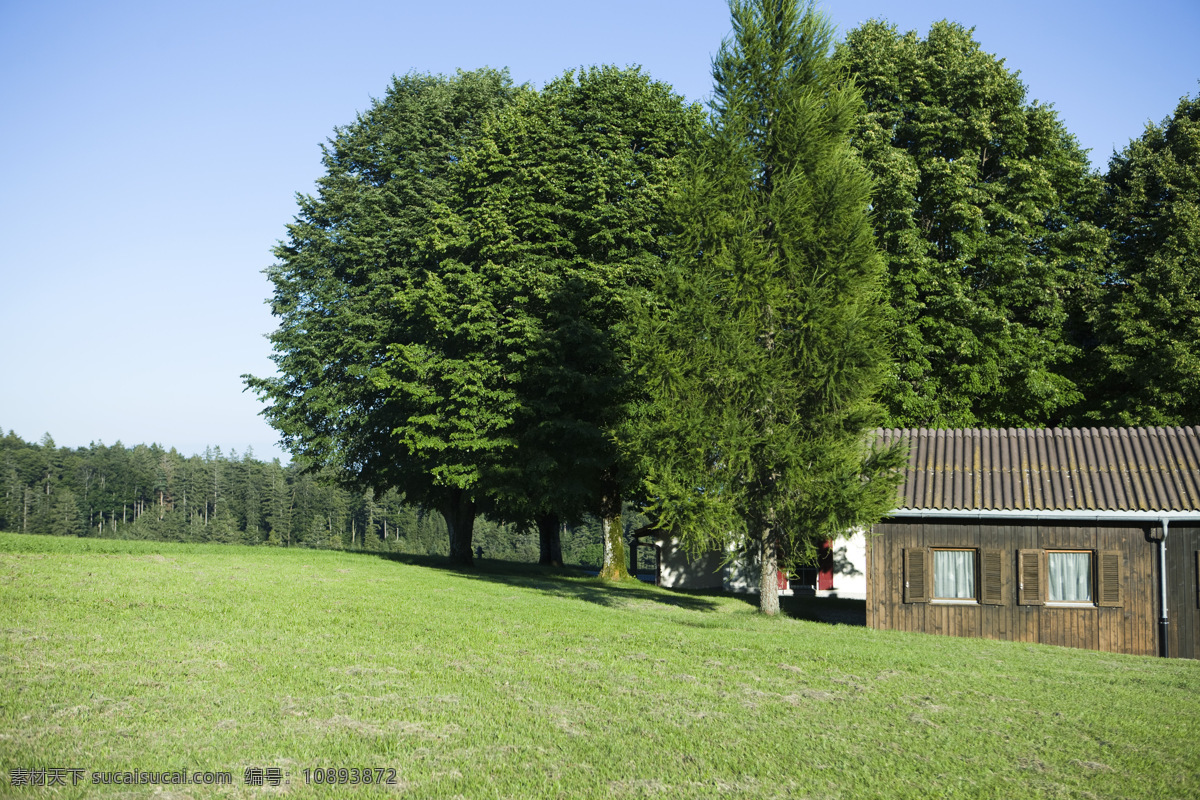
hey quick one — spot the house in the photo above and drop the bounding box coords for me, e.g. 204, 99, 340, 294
631, 525, 869, 599
867, 426, 1200, 659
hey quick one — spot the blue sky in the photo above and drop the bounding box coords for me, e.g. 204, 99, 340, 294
2, 0, 1197, 462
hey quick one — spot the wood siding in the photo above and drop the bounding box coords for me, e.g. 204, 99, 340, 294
867, 519, 1159, 656
1166, 526, 1200, 659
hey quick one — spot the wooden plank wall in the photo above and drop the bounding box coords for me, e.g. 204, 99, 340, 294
866, 519, 1158, 656
1166, 526, 1200, 659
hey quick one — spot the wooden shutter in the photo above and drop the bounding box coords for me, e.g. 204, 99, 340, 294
1096, 550, 1122, 607
1018, 549, 1043, 606
1195, 551, 1199, 609
981, 549, 1006, 605
903, 548, 928, 603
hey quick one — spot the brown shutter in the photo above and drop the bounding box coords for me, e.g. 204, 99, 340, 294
1195, 551, 1199, 609
981, 549, 1005, 605
1097, 550, 1122, 607
903, 548, 928, 603
1018, 549, 1043, 606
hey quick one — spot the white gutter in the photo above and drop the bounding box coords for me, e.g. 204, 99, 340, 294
883, 507, 1200, 658
885, 508, 1200, 522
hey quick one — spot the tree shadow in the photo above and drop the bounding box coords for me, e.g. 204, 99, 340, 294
358, 550, 722, 613
716, 590, 867, 626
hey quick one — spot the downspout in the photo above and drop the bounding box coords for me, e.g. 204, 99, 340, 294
1159, 519, 1169, 659
884, 507, 1200, 659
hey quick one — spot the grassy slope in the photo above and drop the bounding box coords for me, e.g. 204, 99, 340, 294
1, 532, 1197, 799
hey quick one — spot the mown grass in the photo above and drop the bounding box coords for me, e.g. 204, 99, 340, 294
2, 532, 1198, 799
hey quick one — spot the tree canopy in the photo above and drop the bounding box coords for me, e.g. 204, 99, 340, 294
247, 68, 518, 565
249, 65, 704, 570
840, 20, 1108, 428
635, 0, 905, 614
426, 66, 706, 576
1087, 91, 1200, 425
247, 11, 1197, 582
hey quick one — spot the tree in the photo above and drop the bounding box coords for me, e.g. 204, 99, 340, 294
247, 69, 518, 566
635, 0, 905, 615
1088, 92, 1200, 425
49, 487, 82, 537
839, 20, 1107, 428
426, 66, 706, 578
264, 460, 292, 546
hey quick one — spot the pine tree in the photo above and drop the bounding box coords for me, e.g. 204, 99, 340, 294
636, 0, 904, 614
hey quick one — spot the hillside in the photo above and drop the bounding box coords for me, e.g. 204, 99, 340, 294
2, 533, 1197, 798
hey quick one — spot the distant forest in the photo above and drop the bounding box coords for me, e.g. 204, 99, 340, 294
0, 429, 623, 567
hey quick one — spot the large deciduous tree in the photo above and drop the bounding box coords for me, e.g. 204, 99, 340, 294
426, 66, 706, 578
1088, 92, 1200, 425
250, 65, 705, 571
636, 0, 905, 615
840, 20, 1107, 428
247, 69, 517, 566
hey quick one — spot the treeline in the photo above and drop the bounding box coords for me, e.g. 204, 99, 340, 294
8, 7, 1197, 608
841, 22, 1199, 429
244, 6, 1199, 593
0, 430, 614, 565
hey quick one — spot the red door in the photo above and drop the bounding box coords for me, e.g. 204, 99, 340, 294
817, 540, 834, 590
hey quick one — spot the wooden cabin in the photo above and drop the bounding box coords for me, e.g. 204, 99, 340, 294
866, 427, 1200, 658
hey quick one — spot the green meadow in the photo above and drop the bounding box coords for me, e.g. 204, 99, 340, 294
2, 532, 1197, 799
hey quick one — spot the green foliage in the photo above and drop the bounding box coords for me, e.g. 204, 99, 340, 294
423, 66, 704, 577
840, 20, 1108, 427
1087, 91, 1200, 425
636, 0, 905, 613
0, 429, 598, 563
249, 66, 703, 571
246, 69, 518, 564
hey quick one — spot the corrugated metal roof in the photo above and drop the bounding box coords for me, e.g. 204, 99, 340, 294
877, 427, 1200, 513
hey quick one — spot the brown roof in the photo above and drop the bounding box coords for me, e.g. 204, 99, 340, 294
877, 427, 1200, 513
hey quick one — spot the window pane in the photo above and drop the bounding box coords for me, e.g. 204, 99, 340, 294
1047, 552, 1092, 602
934, 550, 975, 599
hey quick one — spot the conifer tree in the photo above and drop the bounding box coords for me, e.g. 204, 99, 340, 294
636, 0, 904, 614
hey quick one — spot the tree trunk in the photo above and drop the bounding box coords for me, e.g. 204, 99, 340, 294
536, 512, 563, 567
758, 528, 780, 616
597, 472, 629, 581
442, 488, 476, 567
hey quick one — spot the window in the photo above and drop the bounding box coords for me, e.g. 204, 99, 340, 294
904, 547, 1005, 605
1019, 549, 1123, 607
933, 549, 976, 600
1046, 550, 1092, 603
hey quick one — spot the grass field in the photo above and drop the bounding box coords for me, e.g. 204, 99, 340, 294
2, 532, 1198, 799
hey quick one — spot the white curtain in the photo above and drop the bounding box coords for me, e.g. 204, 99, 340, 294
1047, 552, 1091, 602
934, 550, 975, 599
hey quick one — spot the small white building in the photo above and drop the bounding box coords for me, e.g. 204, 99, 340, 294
632, 529, 868, 600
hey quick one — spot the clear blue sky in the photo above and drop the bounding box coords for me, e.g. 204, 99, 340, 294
2, 0, 1197, 462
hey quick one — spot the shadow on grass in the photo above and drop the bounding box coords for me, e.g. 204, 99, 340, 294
715, 590, 867, 626
356, 550, 723, 613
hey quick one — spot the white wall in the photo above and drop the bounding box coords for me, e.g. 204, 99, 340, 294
825, 530, 866, 600
656, 536, 725, 590
649, 530, 868, 599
